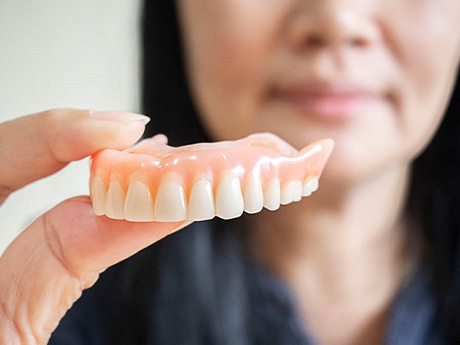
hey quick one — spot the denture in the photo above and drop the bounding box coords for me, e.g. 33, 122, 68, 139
90, 133, 333, 222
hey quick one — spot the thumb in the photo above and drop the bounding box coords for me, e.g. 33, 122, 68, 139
0, 197, 189, 343
45, 197, 188, 278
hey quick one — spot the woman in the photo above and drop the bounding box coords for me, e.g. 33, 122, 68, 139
1, 0, 459, 344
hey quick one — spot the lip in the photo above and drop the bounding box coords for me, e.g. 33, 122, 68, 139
272, 81, 388, 121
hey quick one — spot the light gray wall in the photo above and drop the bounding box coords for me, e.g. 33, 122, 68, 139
0, 0, 141, 253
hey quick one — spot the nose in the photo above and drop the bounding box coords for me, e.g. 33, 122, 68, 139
288, 1, 380, 51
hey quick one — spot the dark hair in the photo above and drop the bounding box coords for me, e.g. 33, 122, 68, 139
130, 0, 460, 343
141, 0, 207, 145
408, 72, 460, 339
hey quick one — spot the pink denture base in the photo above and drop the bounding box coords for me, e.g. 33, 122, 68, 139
91, 133, 334, 196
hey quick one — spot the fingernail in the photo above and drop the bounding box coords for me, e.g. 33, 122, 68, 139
90, 110, 150, 125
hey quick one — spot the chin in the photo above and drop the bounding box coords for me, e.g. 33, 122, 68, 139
320, 154, 371, 187
322, 146, 409, 193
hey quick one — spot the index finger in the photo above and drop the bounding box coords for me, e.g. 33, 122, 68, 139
0, 108, 150, 203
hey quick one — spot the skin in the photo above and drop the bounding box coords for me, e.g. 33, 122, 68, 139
177, 0, 460, 344
0, 110, 189, 344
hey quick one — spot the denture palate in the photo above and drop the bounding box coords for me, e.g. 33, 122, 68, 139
90, 133, 334, 222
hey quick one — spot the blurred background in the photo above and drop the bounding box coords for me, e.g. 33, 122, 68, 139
0, 0, 141, 253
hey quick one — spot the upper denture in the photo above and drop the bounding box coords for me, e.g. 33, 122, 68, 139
90, 133, 334, 222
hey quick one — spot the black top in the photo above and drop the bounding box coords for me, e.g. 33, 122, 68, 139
49, 223, 443, 345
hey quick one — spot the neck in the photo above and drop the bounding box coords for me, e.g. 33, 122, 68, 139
247, 164, 418, 345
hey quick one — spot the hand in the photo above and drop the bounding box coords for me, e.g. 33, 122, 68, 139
0, 109, 189, 344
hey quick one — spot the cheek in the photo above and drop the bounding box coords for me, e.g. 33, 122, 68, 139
388, 3, 460, 160
402, 71, 457, 163
179, 0, 289, 140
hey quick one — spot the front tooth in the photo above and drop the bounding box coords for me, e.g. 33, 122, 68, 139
302, 177, 319, 197
281, 181, 296, 205
188, 179, 215, 221
106, 181, 125, 219
215, 174, 244, 220
243, 174, 264, 214
154, 181, 187, 221
124, 181, 154, 221
263, 178, 280, 211
91, 176, 107, 216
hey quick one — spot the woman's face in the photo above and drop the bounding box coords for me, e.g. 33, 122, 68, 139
177, 0, 460, 184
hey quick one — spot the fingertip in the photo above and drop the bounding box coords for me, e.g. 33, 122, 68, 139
65, 115, 148, 159
89, 111, 150, 125
47, 197, 192, 274
108, 120, 148, 149
87, 110, 150, 149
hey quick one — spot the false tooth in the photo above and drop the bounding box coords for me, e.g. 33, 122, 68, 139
302, 180, 313, 197
124, 181, 154, 222
263, 178, 280, 211
105, 181, 125, 219
302, 177, 319, 197
310, 177, 319, 192
291, 180, 303, 202
154, 181, 187, 221
188, 179, 215, 221
243, 175, 264, 214
281, 181, 296, 205
91, 176, 107, 216
215, 174, 244, 220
